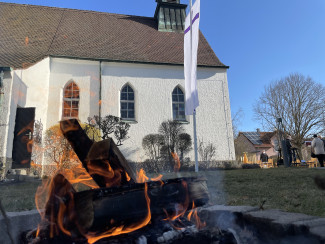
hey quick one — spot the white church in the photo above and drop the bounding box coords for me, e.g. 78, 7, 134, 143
0, 0, 235, 173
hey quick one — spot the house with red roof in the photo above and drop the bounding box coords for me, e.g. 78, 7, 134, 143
236, 130, 278, 161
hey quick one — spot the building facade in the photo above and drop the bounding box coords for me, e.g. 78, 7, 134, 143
0, 1, 235, 173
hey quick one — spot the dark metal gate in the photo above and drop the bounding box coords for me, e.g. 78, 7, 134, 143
12, 107, 35, 169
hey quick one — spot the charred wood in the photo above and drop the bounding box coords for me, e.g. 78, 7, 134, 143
41, 173, 209, 239
60, 119, 136, 187
74, 177, 208, 233
60, 119, 93, 168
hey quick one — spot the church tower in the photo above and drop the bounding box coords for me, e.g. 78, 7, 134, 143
154, 0, 187, 33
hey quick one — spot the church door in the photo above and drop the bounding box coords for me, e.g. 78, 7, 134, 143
12, 107, 35, 169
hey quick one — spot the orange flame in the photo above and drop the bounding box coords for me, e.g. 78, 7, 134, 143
57, 202, 71, 236
17, 120, 34, 136
125, 172, 131, 181
171, 152, 181, 172
36, 225, 40, 237
187, 201, 206, 229
150, 174, 163, 181
136, 169, 163, 184
31, 161, 42, 169
25, 36, 29, 46
163, 180, 189, 222
137, 168, 149, 183
87, 160, 123, 187
63, 164, 100, 189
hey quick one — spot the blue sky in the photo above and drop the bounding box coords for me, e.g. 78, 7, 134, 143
2, 0, 325, 132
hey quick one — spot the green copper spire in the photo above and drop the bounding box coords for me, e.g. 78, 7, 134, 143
154, 0, 187, 33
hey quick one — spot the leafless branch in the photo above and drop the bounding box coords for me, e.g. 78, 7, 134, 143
254, 73, 325, 148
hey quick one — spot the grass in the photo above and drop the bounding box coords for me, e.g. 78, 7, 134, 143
0, 180, 42, 212
157, 167, 325, 217
223, 167, 325, 217
1, 167, 325, 217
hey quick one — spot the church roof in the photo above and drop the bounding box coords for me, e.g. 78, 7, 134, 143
0, 2, 227, 69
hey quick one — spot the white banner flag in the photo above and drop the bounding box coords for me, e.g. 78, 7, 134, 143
184, 0, 200, 115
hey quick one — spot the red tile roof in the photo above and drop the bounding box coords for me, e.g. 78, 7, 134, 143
0, 2, 226, 69
260, 132, 276, 145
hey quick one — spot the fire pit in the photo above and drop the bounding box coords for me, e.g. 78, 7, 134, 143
15, 120, 325, 244
21, 119, 218, 244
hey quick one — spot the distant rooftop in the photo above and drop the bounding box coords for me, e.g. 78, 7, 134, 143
241, 131, 276, 147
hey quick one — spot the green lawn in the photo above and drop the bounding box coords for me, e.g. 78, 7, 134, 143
223, 167, 325, 217
1, 167, 325, 217
0, 180, 42, 212
158, 167, 325, 217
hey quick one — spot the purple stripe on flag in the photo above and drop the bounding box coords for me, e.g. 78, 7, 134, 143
184, 12, 200, 35
192, 13, 200, 24
184, 26, 191, 34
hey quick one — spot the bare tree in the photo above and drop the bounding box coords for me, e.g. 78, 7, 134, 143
43, 125, 78, 170
114, 122, 130, 146
158, 120, 184, 160
177, 133, 192, 161
30, 119, 43, 176
84, 115, 130, 146
142, 123, 192, 166
142, 134, 164, 162
198, 139, 216, 162
254, 73, 325, 152
231, 107, 244, 138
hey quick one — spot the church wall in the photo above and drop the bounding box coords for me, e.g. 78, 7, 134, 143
21, 57, 235, 166
47, 58, 100, 129
21, 58, 50, 123
101, 62, 235, 162
5, 58, 50, 160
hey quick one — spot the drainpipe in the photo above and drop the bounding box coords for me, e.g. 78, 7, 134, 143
99, 61, 102, 123
0, 70, 4, 90
0, 70, 4, 108
0, 70, 3, 179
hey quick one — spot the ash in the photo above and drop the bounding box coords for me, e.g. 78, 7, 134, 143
22, 218, 237, 244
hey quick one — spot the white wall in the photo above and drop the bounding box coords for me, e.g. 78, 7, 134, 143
101, 62, 235, 162
5, 58, 50, 158
47, 58, 100, 129
6, 57, 235, 164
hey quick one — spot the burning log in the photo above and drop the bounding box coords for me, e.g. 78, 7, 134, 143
60, 119, 137, 187
75, 177, 208, 233
38, 173, 209, 242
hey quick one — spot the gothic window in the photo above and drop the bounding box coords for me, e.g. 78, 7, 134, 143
120, 84, 135, 120
172, 86, 185, 121
62, 81, 79, 118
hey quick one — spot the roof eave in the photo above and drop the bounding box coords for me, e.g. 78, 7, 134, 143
49, 55, 229, 68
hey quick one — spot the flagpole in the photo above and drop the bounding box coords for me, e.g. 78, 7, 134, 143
189, 0, 199, 173
193, 110, 199, 172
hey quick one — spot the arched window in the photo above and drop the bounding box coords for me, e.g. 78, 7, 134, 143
172, 86, 185, 121
62, 81, 79, 118
120, 84, 135, 120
